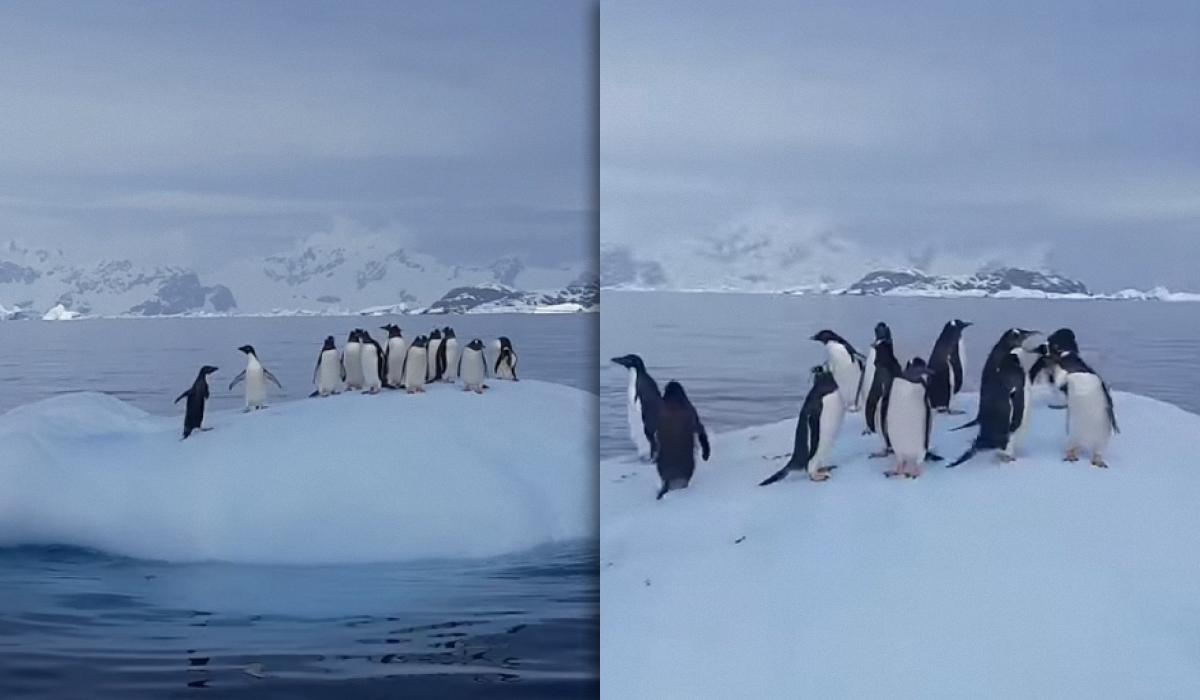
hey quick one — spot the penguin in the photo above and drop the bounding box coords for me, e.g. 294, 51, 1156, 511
1029, 328, 1079, 409
882, 358, 936, 479
927, 319, 972, 414
810, 330, 864, 411
864, 334, 903, 456
439, 327, 460, 382
311, 335, 344, 397
947, 333, 1036, 467
343, 330, 364, 391
381, 324, 409, 389
855, 322, 890, 413
610, 354, 662, 461
955, 328, 1039, 431
404, 335, 429, 394
459, 338, 488, 393
359, 330, 385, 394
174, 365, 218, 439
760, 365, 844, 485
653, 380, 710, 500
494, 336, 519, 380
228, 345, 283, 411
1054, 350, 1118, 468
426, 329, 443, 382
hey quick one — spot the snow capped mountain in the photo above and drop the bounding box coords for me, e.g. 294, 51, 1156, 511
0, 235, 589, 319
424, 270, 600, 314
837, 267, 1090, 298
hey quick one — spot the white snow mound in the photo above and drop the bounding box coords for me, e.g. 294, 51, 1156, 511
601, 389, 1200, 699
41, 303, 82, 320
0, 381, 594, 564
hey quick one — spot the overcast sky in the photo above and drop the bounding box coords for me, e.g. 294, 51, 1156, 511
602, 0, 1200, 291
0, 0, 593, 271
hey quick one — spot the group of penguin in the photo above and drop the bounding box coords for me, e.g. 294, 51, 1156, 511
615, 320, 1119, 500
174, 326, 519, 440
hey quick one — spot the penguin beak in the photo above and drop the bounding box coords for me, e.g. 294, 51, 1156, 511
961, 321, 974, 328
809, 333, 821, 342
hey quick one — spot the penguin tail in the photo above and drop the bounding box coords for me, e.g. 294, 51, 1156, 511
927, 451, 945, 462
946, 446, 978, 468
950, 417, 979, 432
308, 390, 319, 398
655, 482, 669, 500
758, 467, 790, 487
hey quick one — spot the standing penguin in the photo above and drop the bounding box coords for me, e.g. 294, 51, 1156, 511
426, 329, 443, 382
404, 335, 429, 394
359, 330, 385, 394
439, 327, 460, 382
459, 338, 488, 393
956, 328, 1039, 431
228, 345, 283, 411
610, 354, 662, 461
927, 319, 972, 414
1054, 351, 1118, 468
311, 335, 345, 397
343, 330, 364, 391
174, 365, 218, 439
883, 358, 936, 479
948, 333, 1035, 467
653, 381, 710, 500
494, 336, 519, 380
1029, 328, 1079, 409
381, 324, 409, 389
855, 322, 891, 412
760, 365, 844, 485
811, 330, 864, 411
864, 335, 903, 455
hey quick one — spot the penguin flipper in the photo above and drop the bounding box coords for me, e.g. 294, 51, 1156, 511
228, 370, 246, 391
1102, 381, 1119, 433
947, 445, 978, 468
806, 409, 821, 460
924, 396, 933, 452
264, 368, 283, 390
695, 409, 711, 461
758, 467, 790, 487
950, 350, 964, 393
174, 389, 191, 405
880, 388, 892, 448
1009, 387, 1025, 434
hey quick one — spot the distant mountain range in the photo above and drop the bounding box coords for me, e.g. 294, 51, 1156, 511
601, 240, 1199, 301
0, 236, 594, 319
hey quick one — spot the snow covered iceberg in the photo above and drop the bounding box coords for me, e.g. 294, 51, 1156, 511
0, 380, 594, 565
601, 389, 1200, 699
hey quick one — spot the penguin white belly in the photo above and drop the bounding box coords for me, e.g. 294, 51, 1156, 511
386, 339, 409, 385
857, 347, 876, 408
443, 339, 460, 380
361, 346, 381, 389
317, 350, 342, 395
825, 343, 862, 411
809, 391, 845, 473
426, 341, 442, 380
626, 369, 651, 459
1066, 374, 1112, 452
405, 348, 428, 389
461, 349, 486, 388
344, 344, 363, 388
244, 364, 268, 408
886, 381, 928, 463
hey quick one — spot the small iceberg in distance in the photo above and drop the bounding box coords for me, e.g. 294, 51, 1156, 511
0, 380, 594, 564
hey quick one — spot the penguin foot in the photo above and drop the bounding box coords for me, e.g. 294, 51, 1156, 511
242, 408, 251, 413
1048, 404, 1068, 410
884, 470, 901, 478
1091, 456, 1109, 469
997, 453, 1015, 463
1064, 449, 1079, 462
869, 449, 891, 459
474, 388, 484, 395
808, 472, 829, 482
199, 427, 213, 432
861, 428, 873, 435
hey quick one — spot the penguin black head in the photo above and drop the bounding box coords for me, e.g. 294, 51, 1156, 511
810, 365, 837, 390
237, 345, 256, 356
467, 338, 485, 351
810, 330, 844, 345
903, 357, 934, 381
1047, 328, 1078, 354
662, 380, 690, 405
611, 354, 647, 372
442, 326, 455, 338
198, 365, 219, 377
412, 335, 428, 347
347, 330, 359, 343
381, 324, 402, 338
322, 335, 337, 351
873, 322, 892, 342
952, 319, 973, 330
498, 336, 513, 350
360, 330, 374, 342
430, 329, 442, 340
1000, 327, 1038, 349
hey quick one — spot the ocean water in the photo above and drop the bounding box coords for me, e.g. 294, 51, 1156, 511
600, 291, 1200, 460
0, 313, 598, 698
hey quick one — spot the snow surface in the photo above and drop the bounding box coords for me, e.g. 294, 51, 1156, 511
601, 388, 1200, 699
41, 303, 81, 321
0, 380, 593, 564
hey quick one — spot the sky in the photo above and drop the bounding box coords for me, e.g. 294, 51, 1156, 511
602, 0, 1200, 291
0, 0, 594, 272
